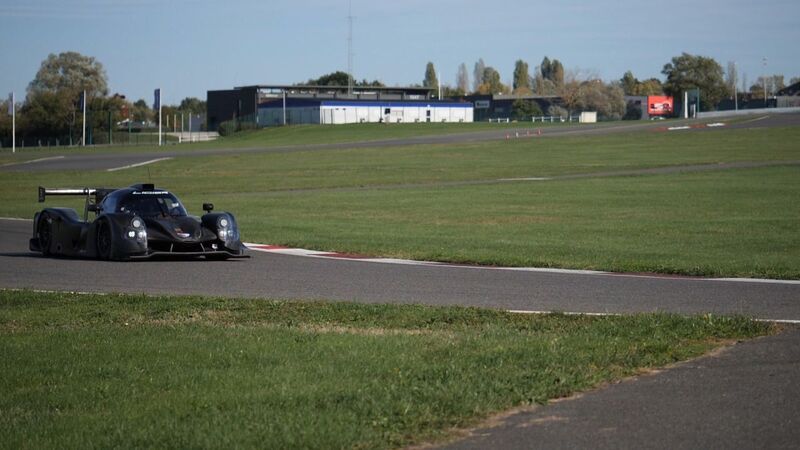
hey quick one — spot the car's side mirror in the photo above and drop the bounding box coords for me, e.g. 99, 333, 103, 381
202, 203, 214, 213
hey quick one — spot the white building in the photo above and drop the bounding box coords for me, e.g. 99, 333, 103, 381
258, 99, 473, 126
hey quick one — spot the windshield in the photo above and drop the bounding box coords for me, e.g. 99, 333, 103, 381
117, 193, 188, 217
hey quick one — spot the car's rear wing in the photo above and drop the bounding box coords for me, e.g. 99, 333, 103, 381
38, 187, 97, 203
38, 186, 117, 221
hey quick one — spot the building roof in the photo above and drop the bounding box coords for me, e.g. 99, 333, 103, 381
234, 84, 433, 95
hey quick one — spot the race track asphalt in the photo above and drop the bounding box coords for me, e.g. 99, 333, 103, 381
1, 218, 798, 320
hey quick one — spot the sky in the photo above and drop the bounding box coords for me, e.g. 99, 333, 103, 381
1, 0, 798, 105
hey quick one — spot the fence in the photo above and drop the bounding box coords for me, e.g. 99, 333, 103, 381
487, 115, 581, 123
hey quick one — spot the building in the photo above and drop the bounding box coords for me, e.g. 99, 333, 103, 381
463, 94, 560, 121
207, 84, 473, 130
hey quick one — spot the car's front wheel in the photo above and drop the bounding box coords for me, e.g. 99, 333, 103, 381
37, 212, 53, 256
96, 220, 113, 260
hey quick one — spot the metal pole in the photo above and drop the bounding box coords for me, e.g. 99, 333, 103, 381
158, 100, 162, 146
82, 90, 86, 146
11, 92, 15, 154
108, 110, 112, 145
764, 59, 768, 105
734, 62, 738, 111
282, 90, 287, 125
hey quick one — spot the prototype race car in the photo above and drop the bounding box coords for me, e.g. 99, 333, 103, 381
29, 183, 248, 260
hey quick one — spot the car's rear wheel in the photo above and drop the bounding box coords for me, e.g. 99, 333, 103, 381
37, 212, 53, 256
96, 220, 113, 260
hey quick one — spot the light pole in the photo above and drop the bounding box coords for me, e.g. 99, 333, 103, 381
762, 57, 768, 106
733, 61, 738, 111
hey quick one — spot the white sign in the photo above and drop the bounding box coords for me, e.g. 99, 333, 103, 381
474, 100, 490, 109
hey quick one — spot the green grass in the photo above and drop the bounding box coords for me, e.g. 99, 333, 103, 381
2, 127, 798, 278
0, 117, 695, 163
0, 290, 773, 449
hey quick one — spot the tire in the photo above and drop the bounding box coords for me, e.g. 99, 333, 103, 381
96, 220, 113, 260
37, 212, 53, 256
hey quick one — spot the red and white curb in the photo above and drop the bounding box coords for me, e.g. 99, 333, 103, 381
244, 243, 800, 286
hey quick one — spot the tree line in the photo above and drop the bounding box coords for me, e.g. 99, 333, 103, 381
418, 53, 797, 120
0, 52, 206, 146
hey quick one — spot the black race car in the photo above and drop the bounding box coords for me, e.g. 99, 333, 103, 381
29, 183, 248, 260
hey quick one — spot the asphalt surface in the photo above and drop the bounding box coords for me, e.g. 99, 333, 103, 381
445, 326, 800, 450
1, 219, 798, 321
2, 112, 797, 173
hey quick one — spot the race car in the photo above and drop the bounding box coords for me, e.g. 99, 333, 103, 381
29, 183, 248, 260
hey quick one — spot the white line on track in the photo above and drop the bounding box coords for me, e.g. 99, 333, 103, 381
739, 115, 770, 124
106, 157, 172, 172
0, 155, 65, 168
497, 177, 552, 182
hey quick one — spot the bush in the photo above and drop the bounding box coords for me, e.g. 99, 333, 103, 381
512, 99, 544, 120
217, 120, 238, 137
624, 102, 643, 120
547, 105, 568, 118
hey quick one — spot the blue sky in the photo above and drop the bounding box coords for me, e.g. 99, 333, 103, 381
2, 0, 798, 105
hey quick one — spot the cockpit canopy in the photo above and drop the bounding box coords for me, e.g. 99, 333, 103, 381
101, 187, 188, 218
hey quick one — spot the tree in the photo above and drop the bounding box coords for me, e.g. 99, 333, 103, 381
131, 99, 153, 124
621, 71, 638, 95
456, 63, 469, 94
619, 71, 664, 96
550, 59, 564, 88
472, 58, 485, 93
750, 75, 784, 97
24, 52, 109, 142
540, 57, 552, 81
575, 81, 625, 120
27, 52, 108, 100
725, 61, 738, 97
477, 67, 507, 95
178, 97, 206, 114
304, 71, 384, 87
512, 60, 531, 94
661, 53, 728, 111
423, 62, 438, 89
511, 98, 542, 120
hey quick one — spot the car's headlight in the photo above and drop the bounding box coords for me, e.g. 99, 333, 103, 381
127, 216, 147, 242
217, 215, 238, 244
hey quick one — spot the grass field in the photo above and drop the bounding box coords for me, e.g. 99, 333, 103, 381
0, 120, 620, 164
1, 126, 798, 278
0, 290, 773, 449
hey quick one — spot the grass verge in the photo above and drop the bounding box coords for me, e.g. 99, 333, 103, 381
0, 290, 773, 449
